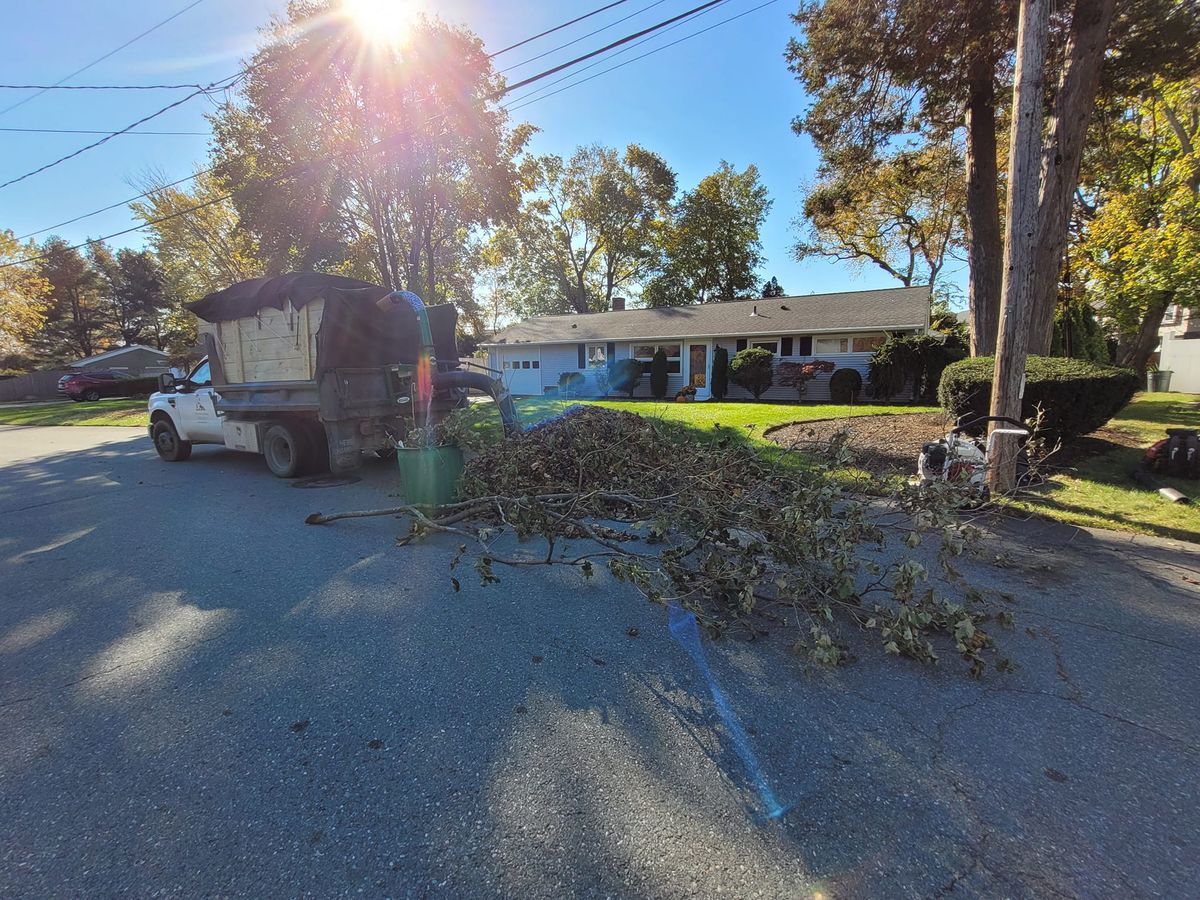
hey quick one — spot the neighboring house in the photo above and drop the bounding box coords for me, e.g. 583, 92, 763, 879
0, 344, 171, 403
1158, 304, 1200, 392
483, 286, 931, 402
66, 344, 170, 376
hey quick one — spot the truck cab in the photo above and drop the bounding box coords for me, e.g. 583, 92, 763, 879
148, 358, 223, 460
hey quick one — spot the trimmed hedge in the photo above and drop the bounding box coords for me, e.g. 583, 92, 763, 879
938, 356, 1140, 437
829, 367, 863, 403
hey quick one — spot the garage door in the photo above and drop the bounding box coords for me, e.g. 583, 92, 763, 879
498, 349, 542, 396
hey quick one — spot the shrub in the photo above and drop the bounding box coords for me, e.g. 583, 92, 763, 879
607, 358, 643, 398
938, 356, 1140, 438
710, 346, 729, 399
729, 347, 775, 400
650, 348, 669, 399
778, 359, 835, 400
829, 367, 863, 403
558, 371, 585, 397
868, 334, 967, 401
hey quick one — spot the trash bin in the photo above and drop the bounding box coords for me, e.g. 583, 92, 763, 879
396, 445, 464, 509
1146, 370, 1173, 392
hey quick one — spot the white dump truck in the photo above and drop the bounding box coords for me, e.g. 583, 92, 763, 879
148, 273, 518, 477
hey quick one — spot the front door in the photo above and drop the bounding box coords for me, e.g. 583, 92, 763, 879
689, 344, 709, 391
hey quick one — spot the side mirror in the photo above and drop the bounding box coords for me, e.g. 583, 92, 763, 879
157, 373, 177, 393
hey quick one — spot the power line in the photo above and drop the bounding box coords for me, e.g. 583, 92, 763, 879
502, 0, 732, 108
0, 73, 242, 191
506, 0, 780, 112
498, 0, 673, 73
488, 0, 632, 56
5, 0, 745, 260
504, 0, 727, 94
0, 126, 209, 135
0, 0, 209, 118
0, 82, 206, 91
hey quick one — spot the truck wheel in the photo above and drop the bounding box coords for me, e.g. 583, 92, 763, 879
152, 420, 192, 462
263, 423, 307, 478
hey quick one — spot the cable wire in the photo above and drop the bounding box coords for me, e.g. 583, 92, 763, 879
4, 0, 753, 259
0, 126, 209, 135
0, 82, 206, 91
488, 0, 632, 56
498, 0, 672, 73
0, 0, 209, 117
0, 73, 242, 191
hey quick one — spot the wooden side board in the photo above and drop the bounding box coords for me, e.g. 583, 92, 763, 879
200, 299, 324, 384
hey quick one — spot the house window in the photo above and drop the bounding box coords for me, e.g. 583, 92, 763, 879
586, 343, 607, 367
852, 334, 887, 353
632, 343, 682, 374
751, 340, 779, 354
814, 337, 850, 354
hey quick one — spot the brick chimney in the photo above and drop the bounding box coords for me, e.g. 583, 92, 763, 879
612, 296, 626, 311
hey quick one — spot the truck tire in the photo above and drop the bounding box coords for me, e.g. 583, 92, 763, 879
152, 419, 192, 462
263, 422, 308, 478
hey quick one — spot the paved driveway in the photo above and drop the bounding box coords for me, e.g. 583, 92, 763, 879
1, 425, 1197, 898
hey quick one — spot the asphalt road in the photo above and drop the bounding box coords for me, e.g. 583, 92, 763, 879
1, 425, 1198, 898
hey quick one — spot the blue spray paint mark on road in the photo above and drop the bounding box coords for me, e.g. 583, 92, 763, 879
667, 603, 790, 823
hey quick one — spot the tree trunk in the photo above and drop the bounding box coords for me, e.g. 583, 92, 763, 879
989, 0, 1050, 493
1026, 0, 1117, 354
1116, 294, 1171, 373
964, 56, 1003, 357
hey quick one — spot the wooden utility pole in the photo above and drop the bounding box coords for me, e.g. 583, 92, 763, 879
989, 0, 1049, 493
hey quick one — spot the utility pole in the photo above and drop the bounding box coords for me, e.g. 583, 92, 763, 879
989, 0, 1049, 493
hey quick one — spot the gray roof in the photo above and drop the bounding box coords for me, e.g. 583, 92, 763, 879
68, 344, 168, 367
485, 285, 931, 345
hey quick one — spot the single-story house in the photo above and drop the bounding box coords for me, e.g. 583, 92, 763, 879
66, 344, 170, 376
483, 285, 931, 402
1158, 303, 1200, 392
0, 344, 172, 403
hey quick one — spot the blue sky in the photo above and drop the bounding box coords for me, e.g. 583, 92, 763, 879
0, 0, 966, 299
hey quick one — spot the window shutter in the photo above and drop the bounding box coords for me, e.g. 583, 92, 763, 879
781, 336, 793, 357
736, 338, 747, 352
798, 335, 813, 356
606, 341, 616, 360
577, 343, 586, 369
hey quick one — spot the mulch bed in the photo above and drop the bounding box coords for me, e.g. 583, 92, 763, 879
767, 412, 952, 475
766, 412, 1152, 476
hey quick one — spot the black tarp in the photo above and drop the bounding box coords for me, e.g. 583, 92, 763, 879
189, 273, 458, 374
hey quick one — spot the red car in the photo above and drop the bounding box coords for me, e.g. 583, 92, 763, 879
61, 371, 159, 402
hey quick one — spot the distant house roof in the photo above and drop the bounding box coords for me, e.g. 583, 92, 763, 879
484, 286, 931, 345
67, 344, 168, 368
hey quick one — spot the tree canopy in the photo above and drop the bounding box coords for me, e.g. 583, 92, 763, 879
643, 161, 771, 306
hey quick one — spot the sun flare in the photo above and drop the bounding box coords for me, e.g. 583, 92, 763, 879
342, 0, 419, 45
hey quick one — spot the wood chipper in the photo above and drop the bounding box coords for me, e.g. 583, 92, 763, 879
147, 273, 519, 477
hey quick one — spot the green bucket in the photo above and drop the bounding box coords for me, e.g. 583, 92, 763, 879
396, 445, 464, 509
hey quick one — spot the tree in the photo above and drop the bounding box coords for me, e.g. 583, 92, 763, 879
762, 276, 784, 298
729, 347, 775, 400
1074, 77, 1200, 371
30, 238, 109, 362
710, 346, 729, 399
643, 161, 770, 306
778, 359, 834, 400
211, 4, 529, 326
90, 245, 172, 347
0, 231, 49, 368
650, 348, 669, 399
496, 144, 676, 315
132, 169, 262, 303
794, 141, 965, 289
787, 0, 1200, 356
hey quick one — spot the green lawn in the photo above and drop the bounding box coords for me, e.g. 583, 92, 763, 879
465, 396, 933, 447
1009, 392, 1200, 544
0, 399, 147, 427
